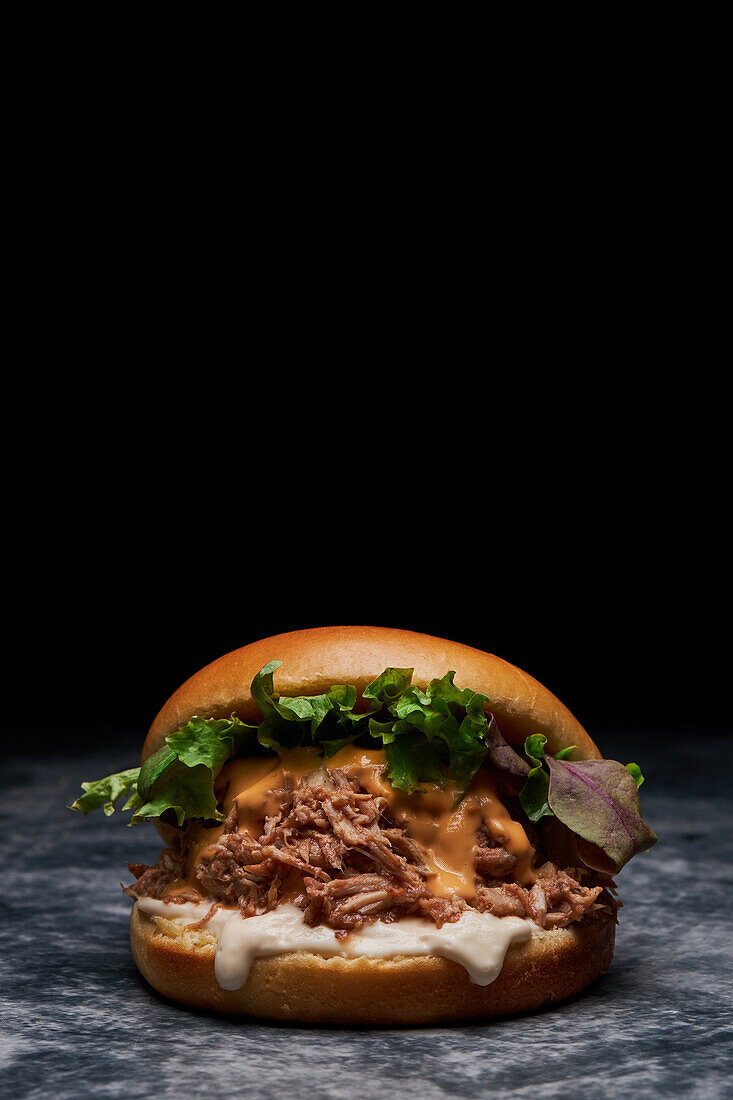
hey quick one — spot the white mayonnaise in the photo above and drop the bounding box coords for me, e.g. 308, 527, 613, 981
137, 899, 533, 991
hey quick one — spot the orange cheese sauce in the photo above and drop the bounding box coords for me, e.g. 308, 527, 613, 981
333, 747, 535, 897
164, 744, 535, 901
163, 750, 323, 897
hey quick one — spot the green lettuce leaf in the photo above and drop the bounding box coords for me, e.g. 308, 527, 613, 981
137, 746, 177, 798
519, 734, 553, 822
251, 662, 368, 752
366, 668, 490, 797
70, 714, 258, 826
71, 663, 498, 821
69, 768, 140, 817
384, 731, 446, 793
363, 668, 414, 707
132, 714, 259, 823
70, 660, 655, 873
626, 762, 645, 788
132, 761, 223, 826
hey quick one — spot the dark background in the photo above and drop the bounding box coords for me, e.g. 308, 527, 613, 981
6, 189, 726, 763
7, 128, 727, 766
9, 414, 724, 763
4, 35, 727, 769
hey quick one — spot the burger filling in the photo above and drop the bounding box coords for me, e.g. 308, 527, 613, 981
72, 662, 655, 939
122, 747, 616, 934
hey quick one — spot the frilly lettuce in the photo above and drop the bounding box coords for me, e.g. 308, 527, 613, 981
69, 662, 657, 874
71, 715, 259, 825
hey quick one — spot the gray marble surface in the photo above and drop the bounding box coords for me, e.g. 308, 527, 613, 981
2, 730, 732, 1099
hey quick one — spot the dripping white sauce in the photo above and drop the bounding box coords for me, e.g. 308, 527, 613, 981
137, 899, 534, 991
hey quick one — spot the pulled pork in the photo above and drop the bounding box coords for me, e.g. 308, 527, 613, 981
122, 848, 186, 900
124, 764, 616, 932
194, 767, 463, 930
475, 863, 607, 928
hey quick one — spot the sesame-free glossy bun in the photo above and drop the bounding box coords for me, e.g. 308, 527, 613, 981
143, 626, 600, 763
130, 904, 615, 1024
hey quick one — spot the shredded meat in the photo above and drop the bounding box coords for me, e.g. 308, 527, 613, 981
475, 861, 610, 928
124, 766, 616, 934
192, 774, 458, 930
122, 848, 185, 900
474, 828, 518, 877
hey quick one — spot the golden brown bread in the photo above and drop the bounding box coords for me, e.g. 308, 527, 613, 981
130, 904, 615, 1024
143, 625, 600, 763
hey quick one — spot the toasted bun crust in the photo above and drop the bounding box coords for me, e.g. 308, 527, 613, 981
143, 626, 600, 763
130, 904, 615, 1024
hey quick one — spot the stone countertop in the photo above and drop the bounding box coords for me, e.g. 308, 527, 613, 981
2, 730, 731, 1099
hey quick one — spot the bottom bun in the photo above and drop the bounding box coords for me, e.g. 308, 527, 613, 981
130, 904, 615, 1024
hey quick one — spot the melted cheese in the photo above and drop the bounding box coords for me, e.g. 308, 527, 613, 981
163, 752, 314, 897
327, 746, 536, 895
138, 899, 534, 989
165, 744, 535, 901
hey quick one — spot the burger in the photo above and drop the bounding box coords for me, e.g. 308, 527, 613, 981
70, 626, 656, 1024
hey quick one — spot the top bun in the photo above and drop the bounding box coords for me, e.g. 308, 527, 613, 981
142, 626, 600, 764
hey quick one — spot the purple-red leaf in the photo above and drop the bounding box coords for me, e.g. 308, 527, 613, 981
484, 715, 530, 783
546, 756, 657, 872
